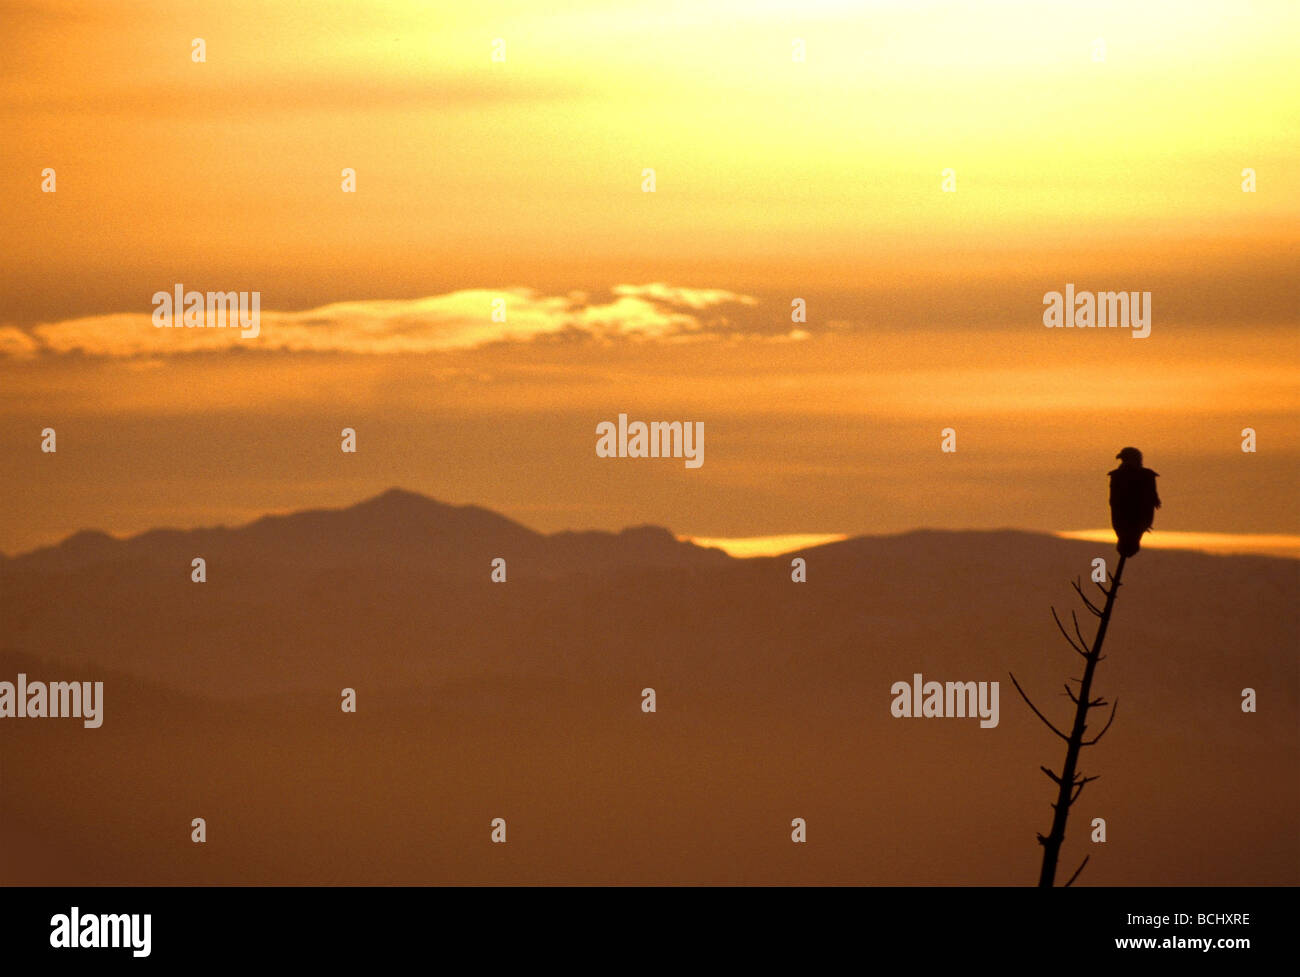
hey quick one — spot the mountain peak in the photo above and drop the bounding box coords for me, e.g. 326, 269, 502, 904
618, 524, 678, 541
356, 487, 437, 507
58, 529, 119, 550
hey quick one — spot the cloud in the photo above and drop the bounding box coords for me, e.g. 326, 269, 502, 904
611, 284, 760, 310
7, 285, 761, 359
0, 327, 38, 358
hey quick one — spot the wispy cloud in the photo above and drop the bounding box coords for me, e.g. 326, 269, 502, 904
6, 286, 764, 359
0, 327, 38, 357
611, 283, 760, 310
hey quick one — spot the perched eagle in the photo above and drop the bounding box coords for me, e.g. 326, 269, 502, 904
1108, 447, 1161, 557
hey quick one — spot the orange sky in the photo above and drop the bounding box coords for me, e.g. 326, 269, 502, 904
1, 0, 1297, 553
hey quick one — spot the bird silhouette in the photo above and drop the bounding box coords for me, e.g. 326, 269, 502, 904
1109, 447, 1161, 557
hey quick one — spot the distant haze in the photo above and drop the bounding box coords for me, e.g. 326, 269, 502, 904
1, 491, 1295, 883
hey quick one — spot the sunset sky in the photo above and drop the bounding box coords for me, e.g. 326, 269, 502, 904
2, 0, 1297, 554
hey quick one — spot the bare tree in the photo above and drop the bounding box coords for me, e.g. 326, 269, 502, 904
1010, 554, 1127, 887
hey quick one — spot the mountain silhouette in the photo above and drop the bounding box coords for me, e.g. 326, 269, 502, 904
0, 493, 1294, 884
5, 487, 731, 577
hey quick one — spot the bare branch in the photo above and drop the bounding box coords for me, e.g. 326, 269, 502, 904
1071, 578, 1105, 617
1071, 610, 1093, 655
1034, 555, 1129, 887
1070, 774, 1099, 804
1064, 855, 1091, 887
1051, 607, 1089, 659
1009, 672, 1069, 741
1083, 698, 1119, 746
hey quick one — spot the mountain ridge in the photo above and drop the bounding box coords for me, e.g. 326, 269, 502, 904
1, 487, 730, 576
7, 489, 1297, 572
1, 489, 1294, 884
